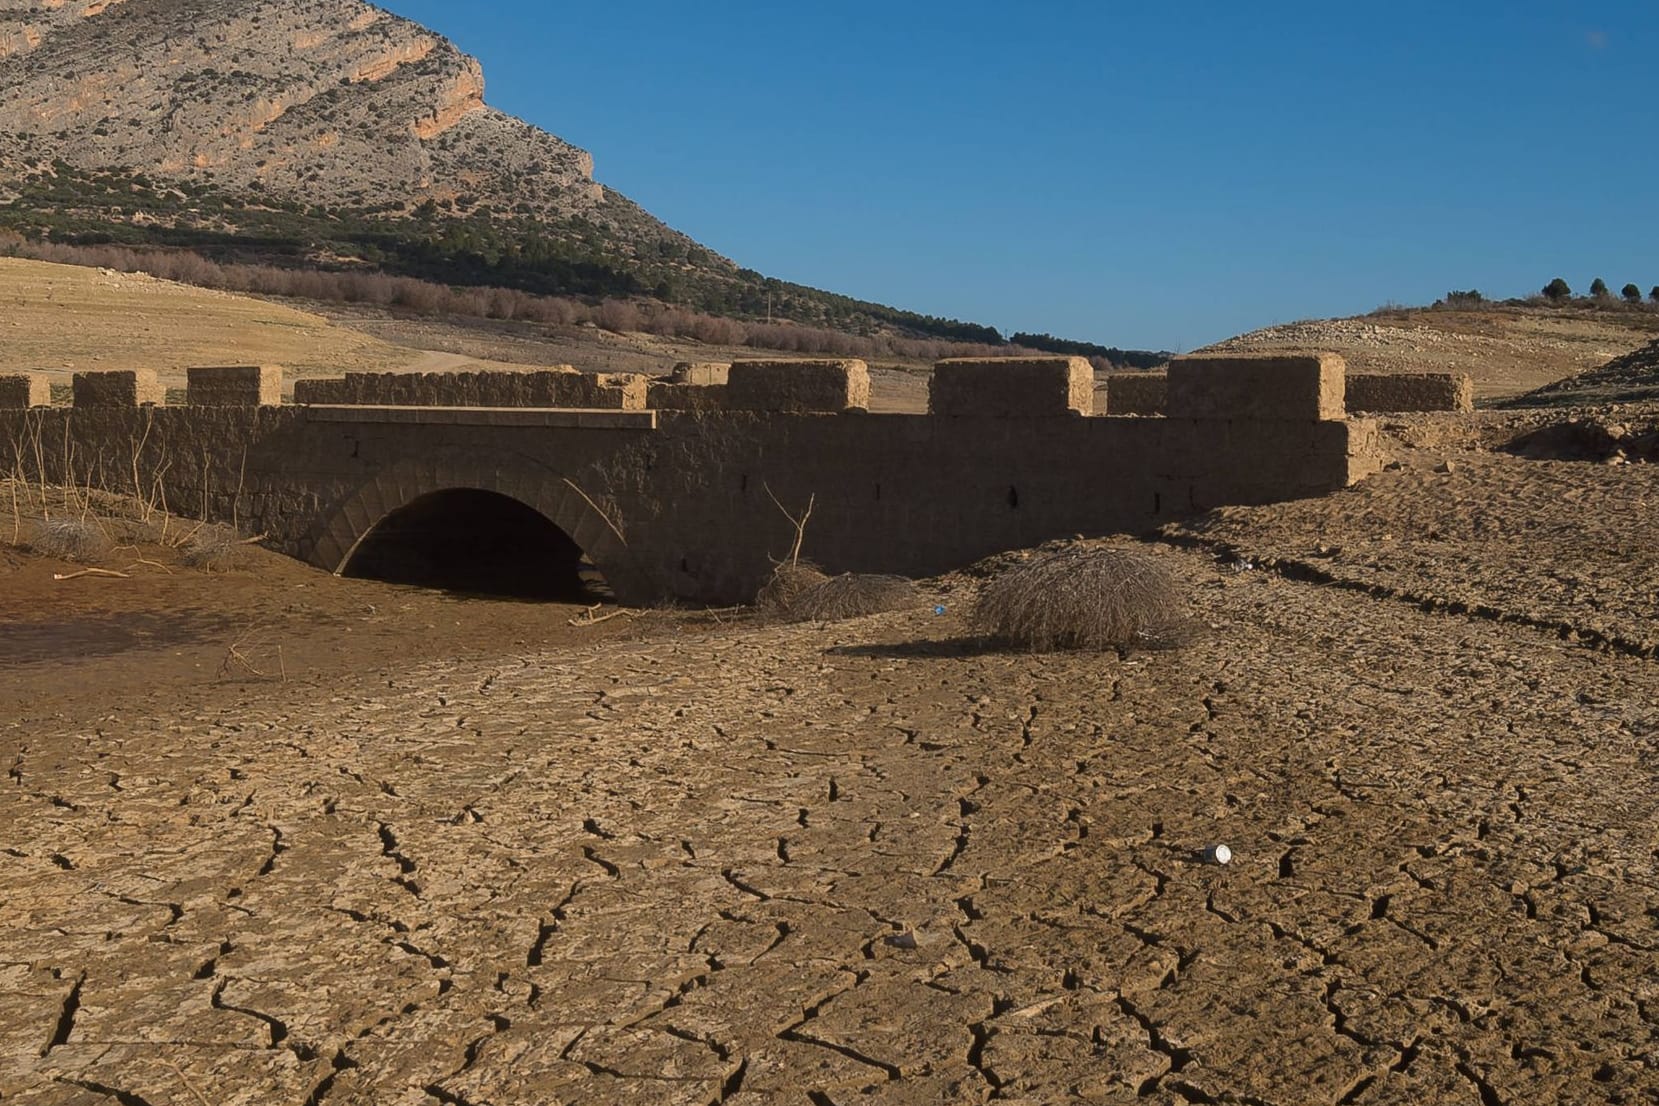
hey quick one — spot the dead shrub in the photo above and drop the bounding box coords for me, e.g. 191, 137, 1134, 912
596, 300, 643, 333
783, 573, 923, 623
755, 561, 830, 617
27, 516, 111, 562
973, 546, 1187, 652
180, 524, 251, 571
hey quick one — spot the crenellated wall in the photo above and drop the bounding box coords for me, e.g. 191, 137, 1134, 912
1099, 367, 1476, 416
292, 369, 649, 410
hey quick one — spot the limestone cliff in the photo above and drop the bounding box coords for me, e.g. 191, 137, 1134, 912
0, 0, 605, 218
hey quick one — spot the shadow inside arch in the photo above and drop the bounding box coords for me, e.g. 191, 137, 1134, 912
342, 487, 609, 602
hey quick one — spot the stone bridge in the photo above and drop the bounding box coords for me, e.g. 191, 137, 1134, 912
0, 355, 1379, 604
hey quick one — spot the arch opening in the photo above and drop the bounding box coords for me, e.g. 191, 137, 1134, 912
342, 488, 608, 602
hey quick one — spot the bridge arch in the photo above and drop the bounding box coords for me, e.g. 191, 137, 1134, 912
305, 452, 646, 602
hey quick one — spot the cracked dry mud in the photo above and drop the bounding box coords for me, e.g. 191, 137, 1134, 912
4, 447, 1659, 1105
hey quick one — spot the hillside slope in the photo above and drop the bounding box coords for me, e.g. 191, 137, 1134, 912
1507, 335, 1659, 407
0, 256, 420, 386
0, 0, 1147, 357
0, 256, 934, 411
1201, 304, 1659, 400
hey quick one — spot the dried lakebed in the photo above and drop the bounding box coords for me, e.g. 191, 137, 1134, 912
3, 522, 1657, 1104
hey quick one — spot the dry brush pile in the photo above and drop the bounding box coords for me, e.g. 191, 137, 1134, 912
755, 562, 925, 623
972, 545, 1188, 652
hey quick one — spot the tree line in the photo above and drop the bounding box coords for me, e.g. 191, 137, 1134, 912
1541, 277, 1659, 304
1443, 280, 1659, 308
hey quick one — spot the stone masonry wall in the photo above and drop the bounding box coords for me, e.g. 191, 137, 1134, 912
724, 360, 870, 413
670, 362, 731, 386
1102, 372, 1168, 416
1168, 353, 1346, 421
929, 357, 1093, 417
291, 370, 649, 410
291, 378, 347, 405
1345, 372, 1474, 413
0, 402, 1380, 606
647, 382, 729, 411
1099, 367, 1475, 417
72, 369, 166, 408
187, 365, 283, 407
0, 373, 49, 409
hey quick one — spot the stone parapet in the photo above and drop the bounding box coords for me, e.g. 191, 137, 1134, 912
0, 372, 50, 409
929, 357, 1093, 417
290, 369, 649, 410
72, 369, 165, 408
293, 378, 347, 405
1101, 371, 1168, 416
187, 365, 283, 407
1345, 372, 1473, 413
302, 406, 658, 429
725, 359, 869, 413
648, 381, 729, 411
670, 362, 730, 386
1167, 352, 1346, 421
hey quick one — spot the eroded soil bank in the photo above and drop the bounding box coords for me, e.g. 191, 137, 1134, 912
2, 423, 1657, 1106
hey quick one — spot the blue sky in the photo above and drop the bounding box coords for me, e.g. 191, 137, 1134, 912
380, 1, 1656, 351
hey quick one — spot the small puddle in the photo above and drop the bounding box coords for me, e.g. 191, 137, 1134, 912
0, 609, 238, 667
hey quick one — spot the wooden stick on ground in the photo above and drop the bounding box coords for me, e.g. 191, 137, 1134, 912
568, 603, 640, 627
53, 567, 131, 581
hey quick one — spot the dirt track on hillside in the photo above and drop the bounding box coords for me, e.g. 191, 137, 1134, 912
3, 418, 1657, 1105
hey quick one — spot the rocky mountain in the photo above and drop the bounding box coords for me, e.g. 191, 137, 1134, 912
0, 0, 605, 223
0, 0, 1157, 358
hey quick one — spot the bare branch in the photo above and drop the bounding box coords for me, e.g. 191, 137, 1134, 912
763, 483, 815, 568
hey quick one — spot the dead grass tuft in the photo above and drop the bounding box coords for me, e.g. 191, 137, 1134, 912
783, 572, 923, 623
26, 516, 111, 562
973, 545, 1187, 652
180, 524, 251, 571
